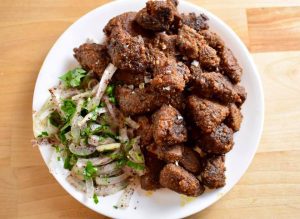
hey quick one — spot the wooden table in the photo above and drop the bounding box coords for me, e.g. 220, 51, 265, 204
1, 0, 300, 218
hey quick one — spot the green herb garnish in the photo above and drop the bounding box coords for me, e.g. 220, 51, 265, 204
93, 193, 99, 204
109, 96, 116, 104
61, 99, 76, 120
59, 68, 87, 88
106, 85, 116, 104
106, 85, 115, 96
37, 131, 48, 138
83, 161, 97, 180
113, 205, 118, 209
64, 153, 78, 170
126, 160, 145, 170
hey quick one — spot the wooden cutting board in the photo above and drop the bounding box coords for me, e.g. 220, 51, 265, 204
0, 0, 299, 218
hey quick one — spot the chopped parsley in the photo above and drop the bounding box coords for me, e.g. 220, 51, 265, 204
113, 205, 118, 209
93, 193, 99, 204
106, 85, 115, 96
109, 96, 116, 104
83, 161, 97, 180
37, 131, 48, 138
54, 145, 62, 153
61, 99, 76, 120
57, 157, 61, 161
126, 160, 145, 171
106, 85, 116, 104
64, 152, 78, 170
59, 68, 87, 88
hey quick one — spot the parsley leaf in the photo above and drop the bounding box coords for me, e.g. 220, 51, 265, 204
83, 161, 97, 180
106, 85, 115, 96
37, 131, 48, 138
59, 68, 87, 88
64, 152, 77, 170
126, 160, 145, 170
106, 85, 116, 104
61, 99, 76, 120
109, 96, 116, 104
93, 193, 99, 204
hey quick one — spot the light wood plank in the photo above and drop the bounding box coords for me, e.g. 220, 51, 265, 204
247, 7, 300, 52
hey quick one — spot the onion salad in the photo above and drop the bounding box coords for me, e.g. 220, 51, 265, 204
33, 63, 146, 208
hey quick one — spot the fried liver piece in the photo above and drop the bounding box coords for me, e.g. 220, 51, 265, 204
180, 146, 202, 174
73, 43, 110, 78
201, 155, 226, 189
104, 12, 137, 36
220, 47, 243, 84
151, 33, 178, 57
146, 143, 181, 161
187, 95, 229, 134
193, 72, 244, 104
116, 85, 185, 116
112, 69, 148, 87
160, 164, 205, 196
107, 26, 149, 72
163, 144, 183, 162
225, 104, 243, 132
151, 60, 188, 93
200, 124, 234, 154
189, 61, 203, 80
177, 25, 220, 68
141, 151, 165, 190
115, 86, 157, 115
152, 105, 187, 146
136, 116, 153, 146
147, 144, 201, 174
199, 30, 224, 51
180, 12, 209, 31
135, 0, 179, 31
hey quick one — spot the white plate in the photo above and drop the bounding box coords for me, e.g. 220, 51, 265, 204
32, 0, 264, 218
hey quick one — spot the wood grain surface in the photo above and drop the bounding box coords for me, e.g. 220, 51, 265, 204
0, 0, 300, 218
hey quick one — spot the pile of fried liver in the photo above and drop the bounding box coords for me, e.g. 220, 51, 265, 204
73, 0, 246, 196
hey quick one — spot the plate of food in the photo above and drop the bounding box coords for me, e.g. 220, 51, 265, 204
32, 0, 264, 218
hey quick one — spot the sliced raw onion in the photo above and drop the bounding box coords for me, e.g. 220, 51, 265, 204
125, 117, 140, 129
85, 178, 95, 198
88, 135, 115, 147
33, 99, 54, 137
87, 64, 117, 110
116, 179, 136, 208
78, 108, 106, 127
128, 149, 144, 164
119, 127, 129, 143
96, 143, 121, 152
96, 162, 119, 175
90, 123, 101, 132
76, 157, 114, 168
95, 173, 129, 186
67, 175, 86, 192
48, 88, 64, 116
69, 143, 96, 156
94, 181, 128, 196
72, 84, 99, 101
71, 165, 84, 180
95, 63, 117, 100
71, 116, 83, 144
